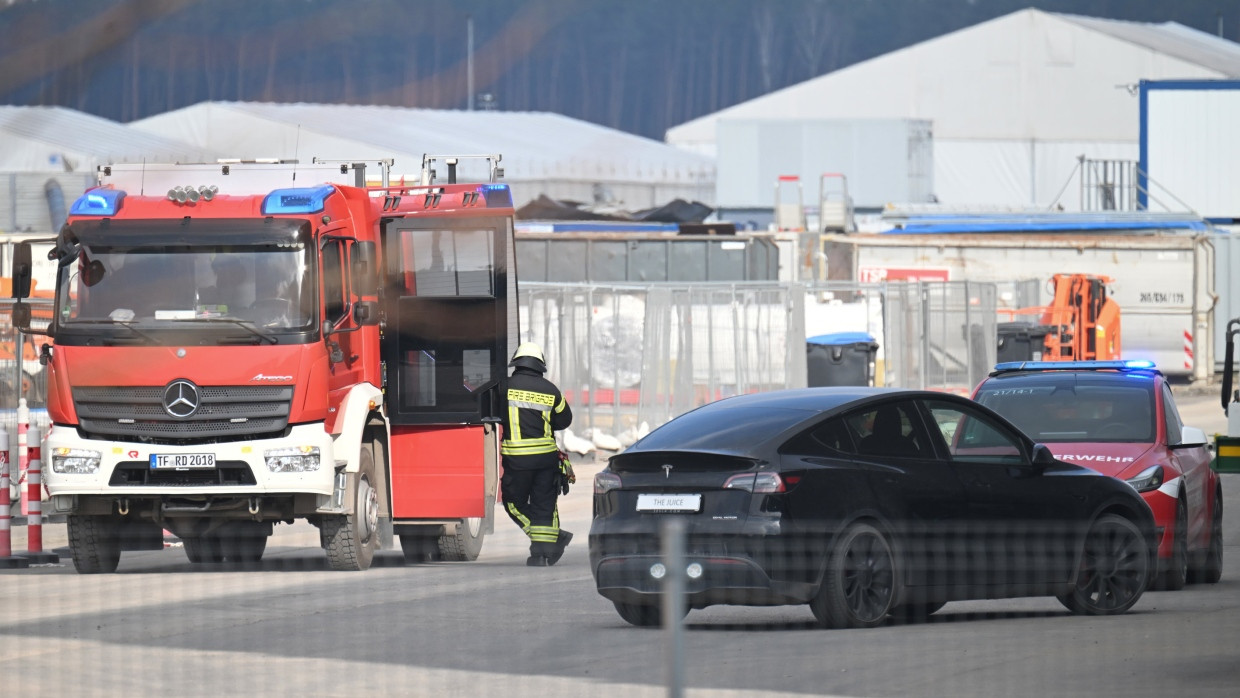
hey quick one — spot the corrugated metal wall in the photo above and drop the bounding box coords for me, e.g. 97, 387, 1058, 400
516, 234, 781, 283
0, 173, 94, 234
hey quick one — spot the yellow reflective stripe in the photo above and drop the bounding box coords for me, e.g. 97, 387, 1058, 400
508, 389, 555, 407
501, 441, 557, 456
553, 398, 566, 414
506, 502, 531, 533
529, 525, 559, 542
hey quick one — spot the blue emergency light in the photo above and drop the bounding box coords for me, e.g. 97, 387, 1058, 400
261, 185, 335, 215
991, 359, 1158, 374
69, 189, 125, 216
480, 183, 512, 208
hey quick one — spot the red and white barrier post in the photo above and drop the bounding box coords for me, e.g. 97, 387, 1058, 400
1, 429, 30, 568
17, 400, 58, 564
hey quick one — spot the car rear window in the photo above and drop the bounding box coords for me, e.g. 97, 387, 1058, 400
975, 374, 1156, 443
632, 405, 810, 453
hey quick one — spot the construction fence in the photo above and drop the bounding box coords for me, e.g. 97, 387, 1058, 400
1, 283, 1008, 447
519, 280, 1005, 441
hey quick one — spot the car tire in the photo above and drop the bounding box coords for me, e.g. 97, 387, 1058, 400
67, 515, 121, 574
1156, 500, 1188, 591
1058, 514, 1150, 615
810, 523, 898, 629
1189, 489, 1223, 584
612, 601, 685, 628
889, 600, 946, 624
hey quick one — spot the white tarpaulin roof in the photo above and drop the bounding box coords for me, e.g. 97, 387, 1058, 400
129, 102, 715, 206
666, 9, 1240, 209
0, 105, 216, 172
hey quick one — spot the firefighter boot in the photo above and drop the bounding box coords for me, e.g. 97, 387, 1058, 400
546, 530, 573, 566
526, 555, 550, 567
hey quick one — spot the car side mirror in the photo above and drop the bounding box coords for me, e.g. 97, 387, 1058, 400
1178, 426, 1209, 448
1031, 443, 1057, 467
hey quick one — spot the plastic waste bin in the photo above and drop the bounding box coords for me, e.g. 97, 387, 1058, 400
807, 332, 878, 387
996, 322, 1053, 363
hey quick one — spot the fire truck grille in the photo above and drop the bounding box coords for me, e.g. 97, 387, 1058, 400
73, 385, 294, 443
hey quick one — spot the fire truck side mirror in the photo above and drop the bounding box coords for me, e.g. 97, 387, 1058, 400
11, 302, 31, 330
10, 241, 33, 299
353, 300, 379, 326
352, 242, 378, 296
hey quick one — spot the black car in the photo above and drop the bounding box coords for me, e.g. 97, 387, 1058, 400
589, 387, 1157, 628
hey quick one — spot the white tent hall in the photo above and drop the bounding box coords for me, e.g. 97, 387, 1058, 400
0, 105, 214, 234
129, 101, 716, 210
666, 8, 1240, 211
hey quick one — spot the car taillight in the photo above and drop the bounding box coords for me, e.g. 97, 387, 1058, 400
594, 470, 622, 494
723, 472, 785, 493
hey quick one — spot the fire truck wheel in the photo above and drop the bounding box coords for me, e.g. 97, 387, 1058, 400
220, 521, 270, 564
437, 515, 485, 562
183, 534, 224, 564
399, 533, 441, 563
323, 446, 379, 571
67, 515, 121, 574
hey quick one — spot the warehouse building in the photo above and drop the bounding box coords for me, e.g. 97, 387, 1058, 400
667, 8, 1240, 212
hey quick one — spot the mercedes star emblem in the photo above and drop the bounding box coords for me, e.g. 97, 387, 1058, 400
163, 379, 201, 418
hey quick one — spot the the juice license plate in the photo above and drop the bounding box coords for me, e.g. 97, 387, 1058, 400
150, 453, 216, 470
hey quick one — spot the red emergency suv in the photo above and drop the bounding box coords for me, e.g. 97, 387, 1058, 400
973, 360, 1223, 591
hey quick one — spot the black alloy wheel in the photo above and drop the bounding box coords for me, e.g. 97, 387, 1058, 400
1058, 514, 1150, 615
811, 523, 898, 629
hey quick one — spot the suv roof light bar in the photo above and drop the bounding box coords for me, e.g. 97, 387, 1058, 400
991, 359, 1158, 375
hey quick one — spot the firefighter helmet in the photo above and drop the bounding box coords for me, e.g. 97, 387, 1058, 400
509, 342, 547, 373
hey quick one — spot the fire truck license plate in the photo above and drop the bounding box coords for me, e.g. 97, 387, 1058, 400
150, 453, 216, 470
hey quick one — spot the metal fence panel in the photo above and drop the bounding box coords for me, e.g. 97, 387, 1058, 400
519, 283, 805, 440
880, 281, 997, 394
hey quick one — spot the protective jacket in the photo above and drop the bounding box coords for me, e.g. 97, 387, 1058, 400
500, 366, 573, 463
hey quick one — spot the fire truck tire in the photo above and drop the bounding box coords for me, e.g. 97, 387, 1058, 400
67, 515, 121, 574
183, 534, 224, 564
437, 516, 485, 562
399, 533, 441, 563
322, 446, 379, 571
220, 521, 270, 563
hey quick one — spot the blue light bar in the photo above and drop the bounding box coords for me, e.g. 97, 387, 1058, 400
992, 359, 1158, 374
480, 183, 512, 208
69, 189, 125, 216
261, 185, 335, 215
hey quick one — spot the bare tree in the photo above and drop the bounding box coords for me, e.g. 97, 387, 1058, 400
792, 0, 837, 79
752, 3, 778, 94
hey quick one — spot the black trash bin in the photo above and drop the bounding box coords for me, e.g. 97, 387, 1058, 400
807, 332, 878, 387
996, 322, 1053, 363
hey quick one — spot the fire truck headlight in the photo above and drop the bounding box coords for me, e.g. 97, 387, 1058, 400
264, 446, 321, 472
52, 448, 101, 474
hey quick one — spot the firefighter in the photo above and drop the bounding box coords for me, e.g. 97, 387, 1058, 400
500, 342, 574, 566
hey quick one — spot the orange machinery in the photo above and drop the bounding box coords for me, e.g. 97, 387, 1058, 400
1000, 274, 1121, 362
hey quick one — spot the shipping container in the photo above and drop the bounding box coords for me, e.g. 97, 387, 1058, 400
822, 214, 1214, 379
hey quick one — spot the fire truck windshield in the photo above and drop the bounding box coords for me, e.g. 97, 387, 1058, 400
55, 242, 315, 339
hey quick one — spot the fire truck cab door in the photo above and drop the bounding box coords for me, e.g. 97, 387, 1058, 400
383, 216, 511, 425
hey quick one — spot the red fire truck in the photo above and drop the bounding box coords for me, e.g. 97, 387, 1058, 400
8, 156, 516, 573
